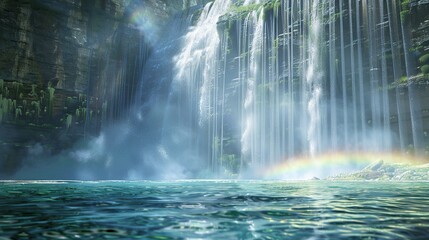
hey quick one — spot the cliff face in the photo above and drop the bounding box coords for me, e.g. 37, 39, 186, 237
0, 0, 191, 175
1, 0, 428, 177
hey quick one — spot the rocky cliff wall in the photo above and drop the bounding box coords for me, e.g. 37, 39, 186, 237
0, 0, 192, 175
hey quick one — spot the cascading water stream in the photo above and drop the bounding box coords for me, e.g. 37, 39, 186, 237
305, 0, 322, 157
242, 7, 265, 168
174, 0, 232, 125
164, 0, 427, 177
173, 0, 232, 173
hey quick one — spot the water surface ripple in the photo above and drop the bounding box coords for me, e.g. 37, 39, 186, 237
0, 180, 428, 239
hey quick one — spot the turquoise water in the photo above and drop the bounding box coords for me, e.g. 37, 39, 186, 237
1, 180, 429, 239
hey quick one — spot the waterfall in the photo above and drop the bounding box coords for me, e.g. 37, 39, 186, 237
305, 0, 323, 157
166, 0, 427, 176
173, 0, 232, 173
174, 0, 232, 125
242, 8, 265, 167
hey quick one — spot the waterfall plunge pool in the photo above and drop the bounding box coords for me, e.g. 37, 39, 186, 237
1, 180, 428, 239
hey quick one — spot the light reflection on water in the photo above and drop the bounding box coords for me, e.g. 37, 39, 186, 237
0, 180, 428, 239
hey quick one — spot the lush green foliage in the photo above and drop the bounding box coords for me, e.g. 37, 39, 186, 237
419, 54, 429, 64
229, 3, 263, 14
401, 0, 410, 10
421, 65, 429, 74
228, 0, 280, 16
400, 0, 410, 20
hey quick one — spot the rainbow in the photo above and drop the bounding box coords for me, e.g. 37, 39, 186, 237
259, 151, 427, 180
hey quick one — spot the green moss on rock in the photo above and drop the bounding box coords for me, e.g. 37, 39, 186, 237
421, 64, 429, 74
419, 54, 429, 64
